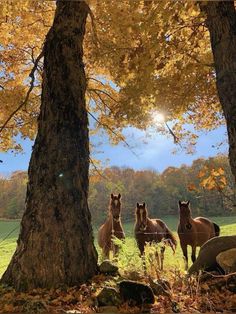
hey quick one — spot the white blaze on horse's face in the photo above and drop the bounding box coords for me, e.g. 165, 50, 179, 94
137, 203, 147, 231
110, 193, 121, 221
179, 201, 192, 228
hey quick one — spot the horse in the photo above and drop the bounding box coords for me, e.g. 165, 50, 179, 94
134, 202, 177, 270
98, 193, 125, 259
177, 200, 220, 270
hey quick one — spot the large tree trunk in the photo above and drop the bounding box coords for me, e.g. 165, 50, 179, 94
1, 1, 98, 290
200, 1, 236, 183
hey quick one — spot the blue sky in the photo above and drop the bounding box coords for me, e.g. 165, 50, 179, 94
0, 125, 228, 176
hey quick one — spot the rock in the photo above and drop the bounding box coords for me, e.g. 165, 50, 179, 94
97, 287, 121, 306
99, 260, 119, 275
119, 280, 155, 306
149, 278, 171, 297
123, 270, 144, 281
216, 248, 236, 273
22, 300, 48, 313
188, 236, 236, 275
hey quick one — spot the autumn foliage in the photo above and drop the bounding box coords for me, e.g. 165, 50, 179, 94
1, 155, 235, 221
0, 1, 225, 152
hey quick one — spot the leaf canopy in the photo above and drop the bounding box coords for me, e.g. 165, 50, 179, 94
0, 0, 224, 152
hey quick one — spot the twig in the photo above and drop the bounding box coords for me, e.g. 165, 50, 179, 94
0, 49, 44, 135
89, 157, 108, 181
202, 270, 236, 279
87, 7, 99, 47
87, 77, 106, 87
165, 122, 182, 148
88, 90, 113, 112
89, 88, 119, 104
87, 110, 139, 158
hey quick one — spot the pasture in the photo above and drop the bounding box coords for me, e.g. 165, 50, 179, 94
0, 216, 235, 277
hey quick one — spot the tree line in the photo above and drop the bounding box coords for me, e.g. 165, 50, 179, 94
1, 155, 235, 223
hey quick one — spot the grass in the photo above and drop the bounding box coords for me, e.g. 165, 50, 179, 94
0, 216, 235, 277
0, 220, 20, 277
117, 216, 236, 273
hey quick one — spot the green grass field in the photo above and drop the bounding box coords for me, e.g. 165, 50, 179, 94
0, 216, 235, 277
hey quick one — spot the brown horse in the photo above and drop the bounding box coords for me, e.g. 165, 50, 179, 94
98, 193, 125, 259
134, 202, 177, 269
178, 200, 220, 269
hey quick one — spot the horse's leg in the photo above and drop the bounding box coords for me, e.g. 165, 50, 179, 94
160, 246, 165, 270
103, 242, 110, 260
113, 244, 120, 261
180, 242, 188, 270
191, 245, 197, 264
141, 252, 147, 276
154, 250, 160, 271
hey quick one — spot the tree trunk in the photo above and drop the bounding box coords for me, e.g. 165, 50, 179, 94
200, 1, 236, 183
1, 1, 98, 290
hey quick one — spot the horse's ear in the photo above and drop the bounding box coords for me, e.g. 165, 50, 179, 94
143, 202, 146, 207
136, 202, 139, 208
178, 200, 182, 207
111, 193, 114, 199
118, 193, 121, 199
187, 200, 190, 206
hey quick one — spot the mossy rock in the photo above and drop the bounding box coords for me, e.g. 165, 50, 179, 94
99, 261, 119, 275
97, 287, 121, 306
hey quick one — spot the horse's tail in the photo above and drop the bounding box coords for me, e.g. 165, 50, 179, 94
164, 226, 177, 253
213, 222, 220, 237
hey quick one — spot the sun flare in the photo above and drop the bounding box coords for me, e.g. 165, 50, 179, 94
153, 112, 165, 124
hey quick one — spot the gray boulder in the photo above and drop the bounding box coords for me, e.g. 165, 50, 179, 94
188, 236, 236, 275
216, 248, 236, 273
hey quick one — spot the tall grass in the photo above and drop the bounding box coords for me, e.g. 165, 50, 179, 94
0, 216, 235, 277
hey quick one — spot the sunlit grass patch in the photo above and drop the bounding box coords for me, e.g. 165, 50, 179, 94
0, 216, 235, 277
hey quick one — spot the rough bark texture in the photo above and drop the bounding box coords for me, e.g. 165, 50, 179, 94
1, 1, 98, 290
200, 1, 236, 183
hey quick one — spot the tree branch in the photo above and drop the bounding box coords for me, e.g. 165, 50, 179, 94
165, 122, 182, 147
87, 7, 99, 47
89, 88, 119, 103
0, 49, 44, 135
88, 90, 113, 112
89, 157, 108, 181
87, 110, 139, 158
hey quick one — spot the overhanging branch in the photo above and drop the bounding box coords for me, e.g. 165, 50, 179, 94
87, 109, 139, 158
0, 49, 44, 135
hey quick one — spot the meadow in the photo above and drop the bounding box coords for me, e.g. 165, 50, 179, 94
0, 216, 235, 277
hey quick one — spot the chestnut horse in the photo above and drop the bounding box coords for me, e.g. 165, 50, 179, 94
178, 201, 220, 269
134, 202, 177, 269
98, 193, 125, 259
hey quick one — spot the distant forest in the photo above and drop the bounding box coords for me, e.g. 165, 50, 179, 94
0, 154, 235, 223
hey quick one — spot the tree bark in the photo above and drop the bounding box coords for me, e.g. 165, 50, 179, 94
200, 1, 236, 183
1, 1, 98, 290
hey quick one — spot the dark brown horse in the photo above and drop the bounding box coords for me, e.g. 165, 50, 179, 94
98, 193, 125, 259
134, 202, 177, 269
178, 200, 220, 269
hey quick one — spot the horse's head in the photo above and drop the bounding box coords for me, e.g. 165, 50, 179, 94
136, 202, 148, 231
178, 200, 192, 229
110, 193, 122, 222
